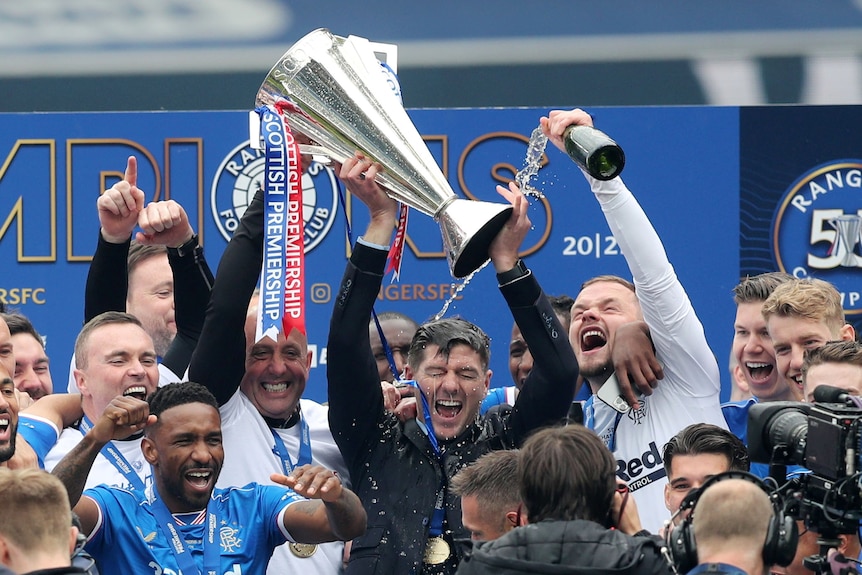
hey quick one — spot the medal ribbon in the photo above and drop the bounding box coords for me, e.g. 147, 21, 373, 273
149, 488, 220, 575
79, 416, 146, 491
270, 414, 313, 474
384, 203, 409, 281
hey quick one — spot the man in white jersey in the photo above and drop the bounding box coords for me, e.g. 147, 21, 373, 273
19, 312, 159, 491
542, 108, 727, 532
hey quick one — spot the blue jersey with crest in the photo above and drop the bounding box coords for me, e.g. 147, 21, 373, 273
85, 483, 304, 575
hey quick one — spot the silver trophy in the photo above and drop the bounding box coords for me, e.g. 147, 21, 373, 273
255, 28, 513, 278
828, 214, 862, 268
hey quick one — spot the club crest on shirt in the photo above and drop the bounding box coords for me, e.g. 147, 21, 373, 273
220, 525, 243, 553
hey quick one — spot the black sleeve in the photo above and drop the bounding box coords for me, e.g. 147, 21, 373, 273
188, 191, 264, 405
326, 242, 388, 469
500, 269, 580, 446
160, 244, 214, 378
83, 233, 130, 323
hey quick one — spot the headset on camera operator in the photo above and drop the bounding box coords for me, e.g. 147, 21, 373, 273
665, 471, 797, 575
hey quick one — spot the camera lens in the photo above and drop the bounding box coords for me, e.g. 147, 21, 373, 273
767, 409, 808, 465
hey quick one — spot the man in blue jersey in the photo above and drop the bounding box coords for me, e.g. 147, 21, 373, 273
52, 382, 366, 575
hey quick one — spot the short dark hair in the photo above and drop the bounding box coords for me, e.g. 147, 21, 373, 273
581, 274, 636, 294
451, 449, 520, 505
803, 340, 862, 376
408, 317, 490, 372
1, 312, 44, 348
146, 382, 219, 434
663, 423, 750, 476
732, 272, 794, 305
547, 295, 575, 331
74, 311, 143, 369
128, 241, 167, 274
518, 425, 616, 525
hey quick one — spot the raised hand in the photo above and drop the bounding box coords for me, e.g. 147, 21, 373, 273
90, 395, 156, 444
135, 199, 195, 248
98, 156, 146, 243
273, 464, 344, 503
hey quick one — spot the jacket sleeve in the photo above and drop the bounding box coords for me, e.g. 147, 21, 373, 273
326, 241, 388, 469
500, 268, 580, 446
83, 234, 129, 323
161, 243, 214, 378
188, 190, 264, 405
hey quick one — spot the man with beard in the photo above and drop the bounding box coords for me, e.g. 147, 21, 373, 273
327, 154, 579, 574
52, 382, 366, 575
542, 108, 727, 532
2, 313, 53, 402
0, 362, 18, 467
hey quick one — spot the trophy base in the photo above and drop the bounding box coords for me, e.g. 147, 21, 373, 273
439, 199, 514, 278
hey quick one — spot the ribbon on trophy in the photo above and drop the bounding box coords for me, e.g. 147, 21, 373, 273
385, 202, 409, 281
256, 103, 306, 342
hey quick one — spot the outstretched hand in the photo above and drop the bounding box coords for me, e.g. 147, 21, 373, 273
338, 152, 397, 246
273, 464, 344, 503
98, 156, 146, 243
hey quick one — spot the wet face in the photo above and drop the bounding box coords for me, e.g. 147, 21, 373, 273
241, 304, 310, 421
127, 254, 176, 358
75, 323, 159, 419
733, 302, 799, 402
11, 332, 52, 400
767, 315, 850, 395
461, 494, 510, 541
0, 364, 18, 464
404, 343, 490, 441
508, 323, 532, 390
570, 282, 642, 382
664, 452, 731, 524
369, 318, 416, 383
804, 362, 862, 403
144, 402, 223, 513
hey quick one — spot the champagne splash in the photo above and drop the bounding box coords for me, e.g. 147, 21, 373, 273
433, 260, 491, 321
514, 126, 548, 199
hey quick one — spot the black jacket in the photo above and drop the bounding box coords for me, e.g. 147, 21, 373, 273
456, 520, 673, 575
327, 242, 579, 575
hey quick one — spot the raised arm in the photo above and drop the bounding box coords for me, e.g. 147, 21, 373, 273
490, 182, 580, 444
135, 200, 214, 378
188, 188, 264, 404
51, 396, 155, 536
272, 464, 367, 543
84, 156, 143, 321
326, 154, 397, 466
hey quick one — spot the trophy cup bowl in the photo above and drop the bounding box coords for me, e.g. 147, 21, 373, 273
255, 28, 513, 278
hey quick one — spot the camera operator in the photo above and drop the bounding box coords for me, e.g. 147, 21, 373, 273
801, 341, 862, 404
680, 476, 790, 575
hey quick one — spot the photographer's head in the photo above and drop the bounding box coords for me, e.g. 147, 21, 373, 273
801, 340, 862, 403
518, 425, 616, 525
0, 468, 78, 573
451, 449, 521, 541
663, 423, 750, 524
762, 278, 855, 396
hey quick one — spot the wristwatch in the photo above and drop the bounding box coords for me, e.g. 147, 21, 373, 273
167, 234, 200, 258
496, 259, 530, 285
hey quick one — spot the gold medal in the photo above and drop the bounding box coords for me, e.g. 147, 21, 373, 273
289, 542, 318, 558
423, 536, 451, 565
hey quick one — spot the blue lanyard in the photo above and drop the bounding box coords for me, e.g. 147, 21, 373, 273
79, 416, 147, 491
404, 381, 447, 535
149, 489, 220, 575
372, 311, 402, 382
270, 414, 312, 474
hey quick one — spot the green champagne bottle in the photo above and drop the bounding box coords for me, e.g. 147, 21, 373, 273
563, 125, 625, 181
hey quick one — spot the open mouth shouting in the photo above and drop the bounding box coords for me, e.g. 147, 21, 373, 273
123, 386, 148, 401
183, 466, 217, 495
434, 398, 463, 420
744, 361, 774, 385
580, 329, 608, 352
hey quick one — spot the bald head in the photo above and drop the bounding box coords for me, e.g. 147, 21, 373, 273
693, 479, 774, 565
